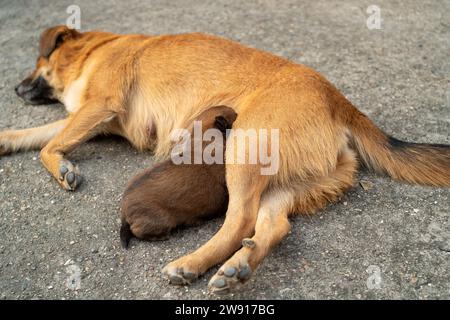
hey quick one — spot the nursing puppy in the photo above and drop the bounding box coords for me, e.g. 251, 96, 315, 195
120, 106, 237, 248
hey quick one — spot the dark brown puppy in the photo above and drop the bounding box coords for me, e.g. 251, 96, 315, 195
120, 106, 237, 248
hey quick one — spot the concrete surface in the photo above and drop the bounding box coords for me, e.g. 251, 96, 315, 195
0, 0, 449, 300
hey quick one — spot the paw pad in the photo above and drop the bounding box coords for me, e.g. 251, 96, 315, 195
208, 263, 253, 295
242, 238, 256, 249
58, 160, 80, 191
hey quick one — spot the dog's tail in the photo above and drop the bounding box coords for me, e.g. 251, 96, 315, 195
340, 101, 450, 186
120, 221, 134, 249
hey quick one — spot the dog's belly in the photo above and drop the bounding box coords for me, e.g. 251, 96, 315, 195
118, 94, 159, 152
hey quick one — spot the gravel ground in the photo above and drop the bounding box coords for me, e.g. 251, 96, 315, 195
0, 0, 449, 300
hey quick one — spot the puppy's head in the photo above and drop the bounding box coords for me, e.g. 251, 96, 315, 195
15, 25, 81, 105
214, 111, 237, 135
194, 105, 237, 135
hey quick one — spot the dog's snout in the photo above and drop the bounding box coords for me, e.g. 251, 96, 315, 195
15, 78, 33, 97
15, 75, 57, 105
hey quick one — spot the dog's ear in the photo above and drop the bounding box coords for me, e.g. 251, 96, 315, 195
39, 25, 81, 59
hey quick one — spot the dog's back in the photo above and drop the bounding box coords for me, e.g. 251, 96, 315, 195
120, 106, 237, 248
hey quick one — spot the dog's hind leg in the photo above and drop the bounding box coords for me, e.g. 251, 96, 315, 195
40, 103, 116, 191
163, 163, 269, 285
0, 119, 67, 156
208, 148, 357, 293
208, 188, 293, 294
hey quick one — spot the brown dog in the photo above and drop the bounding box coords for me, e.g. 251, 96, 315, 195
120, 106, 236, 248
1, 25, 449, 294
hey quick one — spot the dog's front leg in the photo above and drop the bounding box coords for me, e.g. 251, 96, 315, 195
0, 119, 67, 156
40, 103, 116, 191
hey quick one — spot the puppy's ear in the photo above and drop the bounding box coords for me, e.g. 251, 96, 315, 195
39, 25, 81, 59
214, 116, 231, 134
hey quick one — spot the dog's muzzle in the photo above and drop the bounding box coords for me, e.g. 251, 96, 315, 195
15, 76, 58, 105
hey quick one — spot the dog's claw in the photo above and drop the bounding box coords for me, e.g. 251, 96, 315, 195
168, 274, 186, 285
183, 271, 197, 280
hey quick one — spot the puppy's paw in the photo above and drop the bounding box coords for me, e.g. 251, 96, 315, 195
58, 159, 81, 191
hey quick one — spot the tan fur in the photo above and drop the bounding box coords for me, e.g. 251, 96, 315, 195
0, 120, 67, 155
1, 26, 449, 293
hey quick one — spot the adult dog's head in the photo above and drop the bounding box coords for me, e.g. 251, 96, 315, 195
15, 25, 81, 105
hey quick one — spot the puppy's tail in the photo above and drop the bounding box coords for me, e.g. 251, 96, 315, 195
120, 221, 134, 249
342, 102, 450, 186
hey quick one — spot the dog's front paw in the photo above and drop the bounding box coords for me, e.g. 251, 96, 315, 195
162, 256, 202, 285
58, 159, 81, 191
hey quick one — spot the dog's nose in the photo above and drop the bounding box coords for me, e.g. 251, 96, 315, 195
15, 83, 29, 96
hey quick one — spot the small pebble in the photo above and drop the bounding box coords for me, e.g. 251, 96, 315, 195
360, 180, 374, 191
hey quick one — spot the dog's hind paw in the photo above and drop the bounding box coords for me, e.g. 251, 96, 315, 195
58, 159, 81, 191
208, 258, 253, 295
